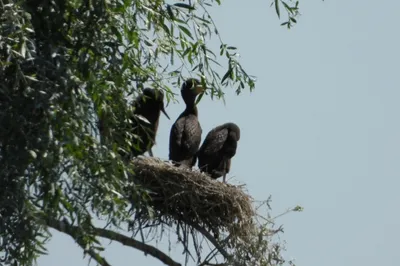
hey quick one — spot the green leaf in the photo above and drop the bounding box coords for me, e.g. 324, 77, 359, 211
173, 3, 195, 10
282, 1, 293, 14
220, 44, 226, 56
275, 0, 280, 18
161, 22, 170, 35
25, 75, 39, 82
167, 5, 175, 19
178, 25, 194, 39
111, 26, 123, 43
21, 41, 26, 58
28, 150, 37, 159
194, 15, 210, 24
195, 91, 204, 105
293, 205, 304, 212
221, 68, 232, 84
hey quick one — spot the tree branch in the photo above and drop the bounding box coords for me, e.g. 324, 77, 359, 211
187, 222, 231, 261
186, 222, 246, 266
46, 218, 112, 266
93, 226, 182, 266
46, 217, 181, 266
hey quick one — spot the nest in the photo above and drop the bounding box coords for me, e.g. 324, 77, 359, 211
129, 156, 255, 243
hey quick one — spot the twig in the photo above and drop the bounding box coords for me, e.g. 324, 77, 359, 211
176, 222, 195, 263
187, 222, 231, 261
199, 247, 219, 266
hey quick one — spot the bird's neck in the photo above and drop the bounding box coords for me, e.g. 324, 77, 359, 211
184, 104, 198, 116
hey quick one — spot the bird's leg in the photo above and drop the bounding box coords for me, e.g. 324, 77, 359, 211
222, 160, 227, 183
148, 148, 154, 157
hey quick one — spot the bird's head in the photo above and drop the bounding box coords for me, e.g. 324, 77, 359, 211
142, 88, 170, 119
226, 123, 241, 141
181, 78, 207, 106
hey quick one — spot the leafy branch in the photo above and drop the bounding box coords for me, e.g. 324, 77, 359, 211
272, 0, 300, 29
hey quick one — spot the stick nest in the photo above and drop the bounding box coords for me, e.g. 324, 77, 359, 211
130, 156, 255, 242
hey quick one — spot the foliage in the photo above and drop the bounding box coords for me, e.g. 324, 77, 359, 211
0, 0, 302, 265
272, 0, 300, 29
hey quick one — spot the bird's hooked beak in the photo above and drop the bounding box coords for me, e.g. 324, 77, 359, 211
161, 105, 170, 120
194, 84, 206, 94
194, 83, 210, 105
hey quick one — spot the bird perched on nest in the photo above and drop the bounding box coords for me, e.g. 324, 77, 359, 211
98, 88, 170, 159
169, 78, 206, 168
129, 88, 170, 157
197, 123, 241, 183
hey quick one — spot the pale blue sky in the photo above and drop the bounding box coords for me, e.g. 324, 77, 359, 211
39, 0, 400, 265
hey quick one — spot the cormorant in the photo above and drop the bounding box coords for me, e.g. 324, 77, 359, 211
169, 78, 206, 168
197, 123, 240, 182
130, 88, 170, 157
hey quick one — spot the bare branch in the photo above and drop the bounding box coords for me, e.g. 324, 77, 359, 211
46, 217, 182, 266
199, 246, 219, 266
187, 222, 231, 261
199, 264, 227, 266
94, 226, 182, 266
46, 218, 112, 266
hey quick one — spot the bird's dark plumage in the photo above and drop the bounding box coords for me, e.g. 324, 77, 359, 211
130, 88, 170, 157
169, 78, 206, 168
197, 123, 241, 182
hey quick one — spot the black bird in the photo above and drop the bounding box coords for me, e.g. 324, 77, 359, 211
130, 88, 170, 157
169, 78, 206, 168
197, 123, 241, 183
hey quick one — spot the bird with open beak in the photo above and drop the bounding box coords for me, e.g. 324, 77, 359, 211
169, 78, 207, 168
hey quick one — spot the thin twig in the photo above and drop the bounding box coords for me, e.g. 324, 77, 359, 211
199, 247, 219, 266
187, 222, 230, 261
